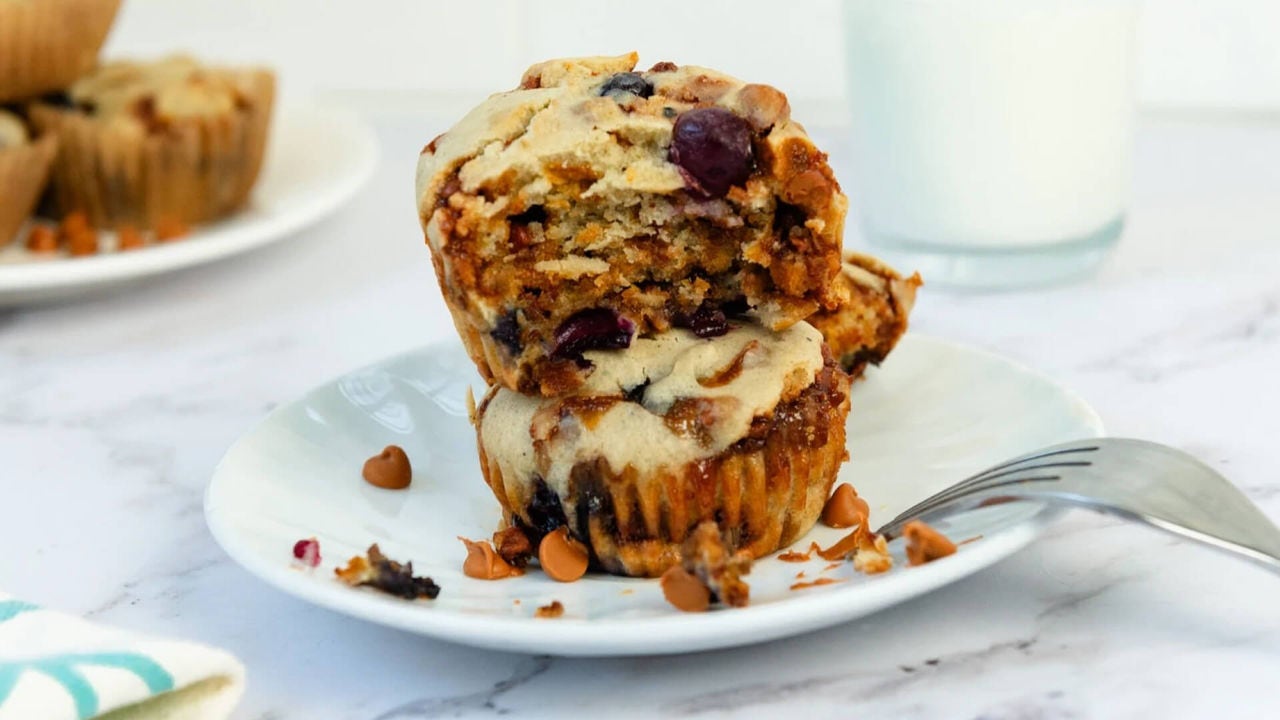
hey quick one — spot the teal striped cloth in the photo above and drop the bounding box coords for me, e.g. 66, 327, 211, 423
0, 595, 243, 719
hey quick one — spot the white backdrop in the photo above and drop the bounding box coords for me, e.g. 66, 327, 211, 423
103, 0, 1280, 114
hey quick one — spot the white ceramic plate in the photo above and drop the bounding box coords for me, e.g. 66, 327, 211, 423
206, 335, 1102, 656
0, 105, 377, 306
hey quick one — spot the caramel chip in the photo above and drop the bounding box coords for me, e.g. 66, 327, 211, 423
538, 527, 588, 582
60, 212, 98, 257
156, 218, 189, 242
821, 483, 869, 528
117, 225, 145, 251
904, 520, 957, 566
660, 565, 710, 612
362, 445, 412, 489
25, 225, 57, 253
459, 537, 521, 580
535, 600, 564, 618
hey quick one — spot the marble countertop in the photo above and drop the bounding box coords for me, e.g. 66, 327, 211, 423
2, 109, 1278, 719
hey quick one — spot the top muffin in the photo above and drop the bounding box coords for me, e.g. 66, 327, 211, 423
416, 53, 848, 396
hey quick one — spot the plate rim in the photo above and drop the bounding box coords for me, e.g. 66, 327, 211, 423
205, 334, 1104, 656
0, 103, 378, 295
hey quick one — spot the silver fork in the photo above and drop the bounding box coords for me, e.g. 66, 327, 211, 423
875, 438, 1280, 574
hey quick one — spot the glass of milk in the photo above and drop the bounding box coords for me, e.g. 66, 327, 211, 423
842, 0, 1140, 288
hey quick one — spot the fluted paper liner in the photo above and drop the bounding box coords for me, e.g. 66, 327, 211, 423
27, 71, 275, 230
0, 134, 57, 245
477, 367, 852, 578
0, 0, 121, 104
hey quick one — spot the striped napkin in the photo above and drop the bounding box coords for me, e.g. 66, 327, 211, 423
0, 594, 244, 720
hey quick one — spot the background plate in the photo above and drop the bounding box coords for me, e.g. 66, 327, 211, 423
206, 335, 1103, 656
0, 104, 377, 305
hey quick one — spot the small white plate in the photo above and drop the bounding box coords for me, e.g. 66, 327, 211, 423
206, 335, 1102, 657
0, 104, 377, 306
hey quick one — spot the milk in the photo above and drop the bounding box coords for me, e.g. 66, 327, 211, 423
843, 0, 1139, 255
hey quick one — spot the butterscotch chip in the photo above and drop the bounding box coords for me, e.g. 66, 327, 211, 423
155, 217, 189, 242
459, 537, 521, 580
821, 483, 869, 528
538, 527, 588, 582
25, 225, 57, 252
362, 445, 412, 489
66, 230, 98, 256
493, 525, 533, 568
904, 520, 957, 566
535, 600, 564, 618
660, 565, 710, 612
59, 211, 89, 238
117, 225, 145, 251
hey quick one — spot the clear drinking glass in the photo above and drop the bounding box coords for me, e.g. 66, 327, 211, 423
842, 0, 1140, 288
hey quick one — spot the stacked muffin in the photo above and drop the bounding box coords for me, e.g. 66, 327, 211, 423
416, 54, 918, 577
0, 0, 275, 250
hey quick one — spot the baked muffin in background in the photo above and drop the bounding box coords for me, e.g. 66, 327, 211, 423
473, 319, 851, 577
809, 252, 922, 379
28, 56, 275, 230
417, 53, 848, 397
0, 0, 121, 104
0, 110, 56, 246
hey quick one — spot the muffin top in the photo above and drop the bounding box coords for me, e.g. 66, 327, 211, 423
416, 52, 844, 254
478, 319, 826, 490
0, 110, 28, 149
67, 56, 266, 128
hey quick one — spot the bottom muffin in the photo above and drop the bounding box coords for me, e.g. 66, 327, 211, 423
808, 252, 921, 378
473, 319, 851, 577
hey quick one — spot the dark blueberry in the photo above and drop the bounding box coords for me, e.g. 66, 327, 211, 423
668, 108, 755, 198
600, 72, 653, 99
524, 476, 568, 537
675, 301, 732, 338
550, 308, 635, 360
490, 310, 522, 355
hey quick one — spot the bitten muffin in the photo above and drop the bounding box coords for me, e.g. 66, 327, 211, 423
0, 110, 57, 245
473, 319, 851, 577
418, 53, 848, 396
808, 252, 922, 378
28, 56, 275, 230
0, 0, 121, 103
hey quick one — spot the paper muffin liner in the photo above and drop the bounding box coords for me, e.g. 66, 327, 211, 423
0, 133, 57, 246
0, 0, 122, 103
27, 70, 275, 230
476, 365, 852, 578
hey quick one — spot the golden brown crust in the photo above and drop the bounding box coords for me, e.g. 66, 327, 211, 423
475, 355, 851, 577
808, 252, 922, 378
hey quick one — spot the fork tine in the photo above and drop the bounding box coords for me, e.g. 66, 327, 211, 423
886, 461, 1091, 526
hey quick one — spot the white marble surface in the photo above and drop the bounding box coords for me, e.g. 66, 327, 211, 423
2, 108, 1279, 719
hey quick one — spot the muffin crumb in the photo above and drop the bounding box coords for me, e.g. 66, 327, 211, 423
335, 544, 440, 600
535, 600, 565, 618
679, 521, 752, 608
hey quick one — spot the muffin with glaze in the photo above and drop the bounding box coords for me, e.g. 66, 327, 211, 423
808, 252, 922, 378
28, 55, 275, 230
473, 319, 851, 577
0, 110, 56, 245
0, 0, 121, 103
418, 53, 848, 396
